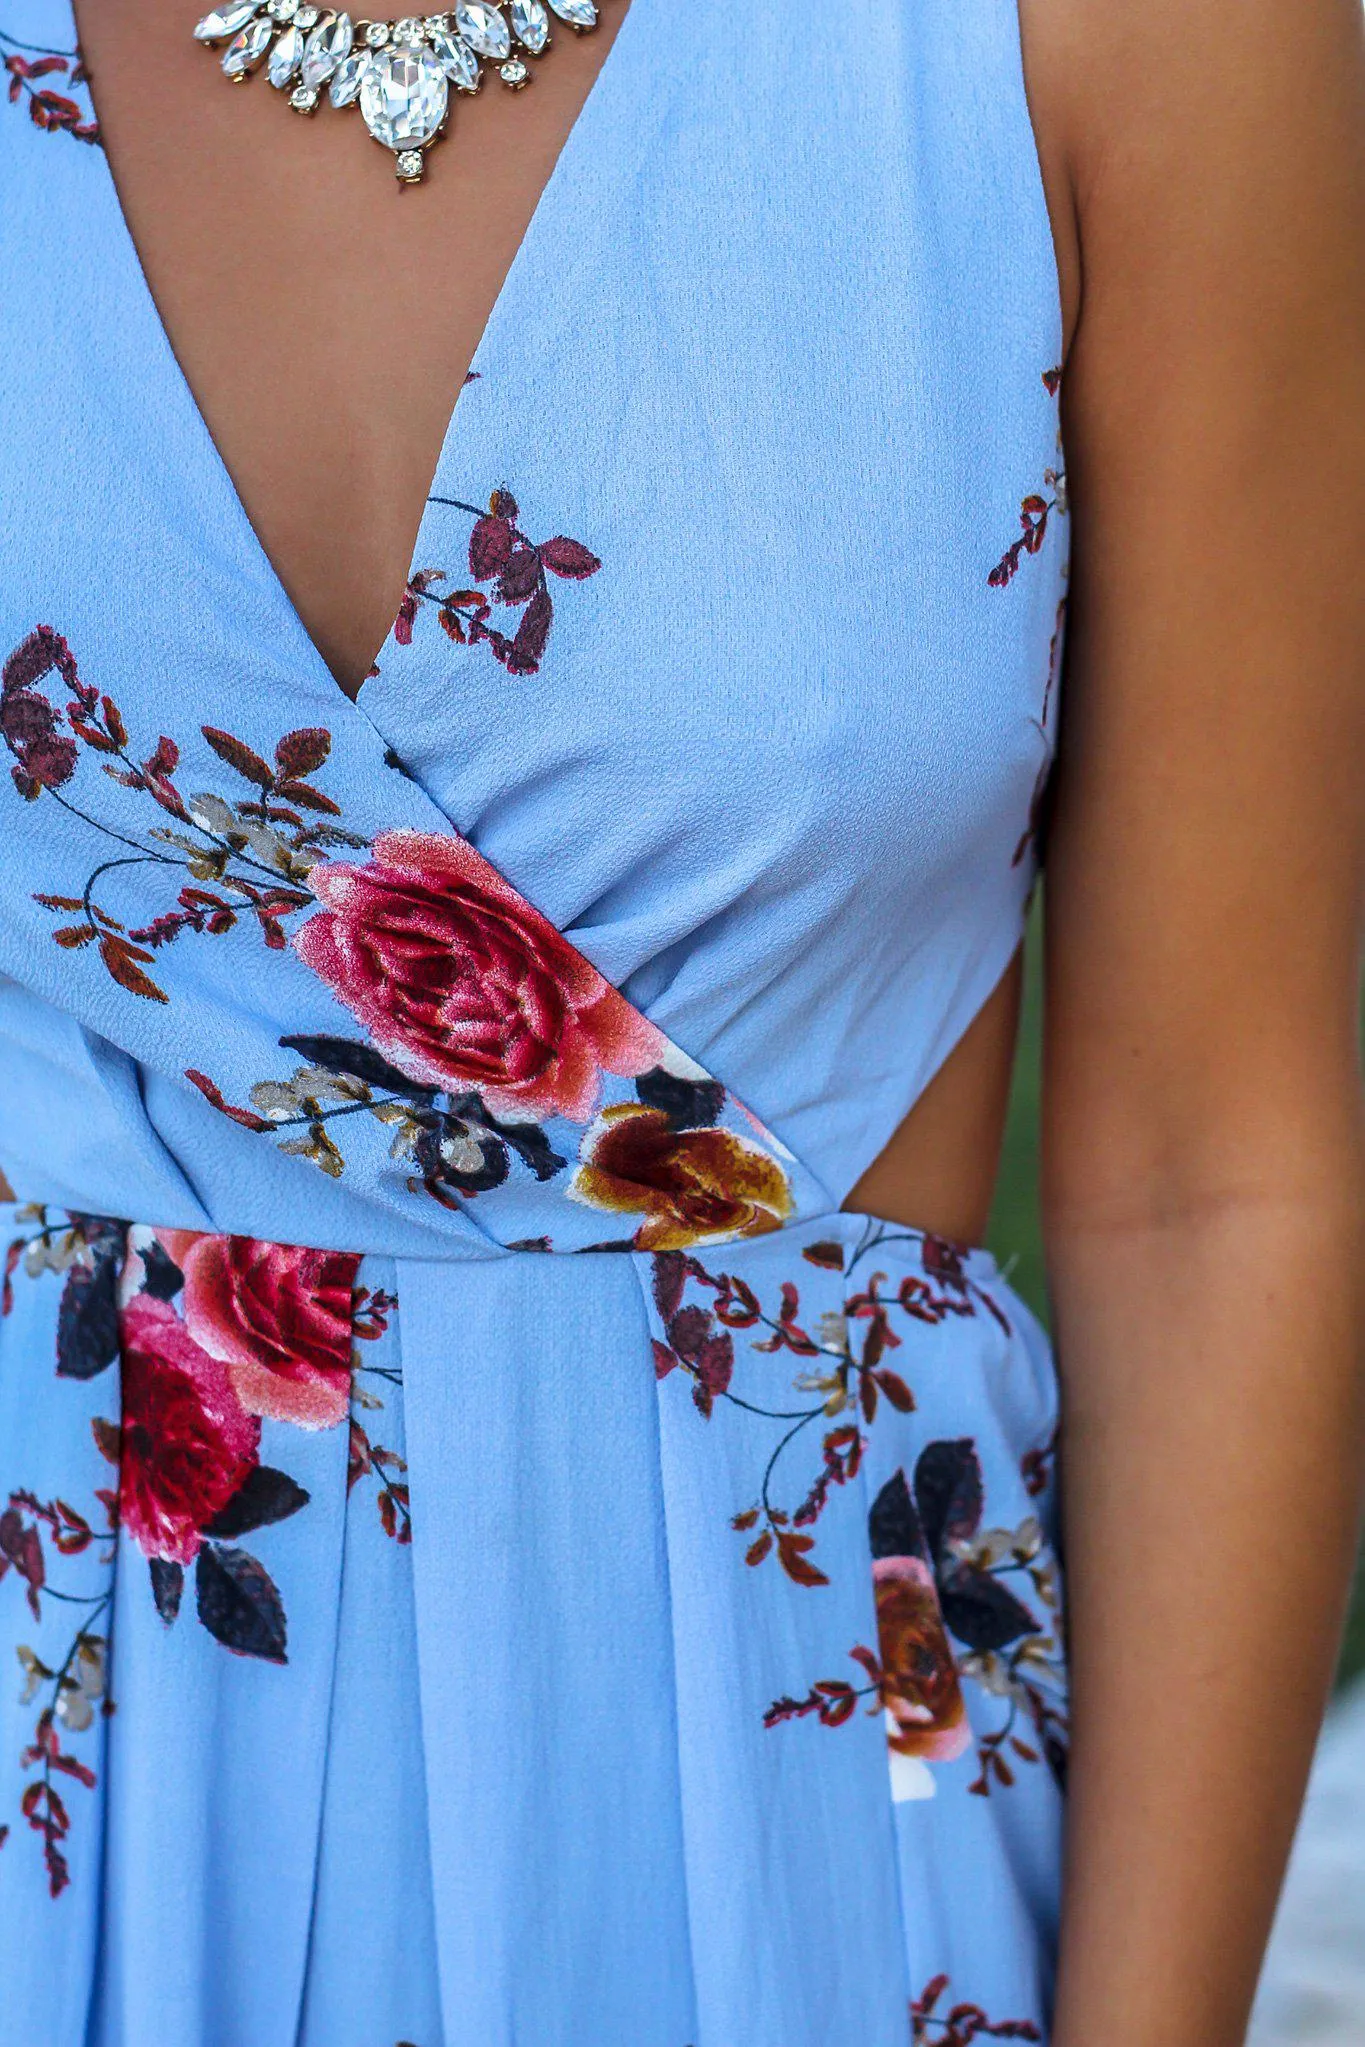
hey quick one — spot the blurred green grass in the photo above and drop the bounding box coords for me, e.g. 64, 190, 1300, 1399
985, 905, 1365, 1689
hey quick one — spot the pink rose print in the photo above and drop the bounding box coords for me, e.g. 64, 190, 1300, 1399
117, 1294, 261, 1566
174, 1234, 360, 1431
294, 828, 664, 1121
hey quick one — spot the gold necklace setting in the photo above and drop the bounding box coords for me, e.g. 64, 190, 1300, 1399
192, 1, 602, 183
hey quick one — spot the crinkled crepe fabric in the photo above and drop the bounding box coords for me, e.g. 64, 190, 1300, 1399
0, 0, 1069, 2033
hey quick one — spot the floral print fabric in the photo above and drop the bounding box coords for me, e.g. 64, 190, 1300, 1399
1, 1201, 1065, 2044
2, 620, 811, 1247
0, 583, 1065, 2047
0, 0, 1071, 2035
0, 1205, 444, 2046
1, 1213, 406, 1881
0, 430, 1067, 2047
0, 383, 1068, 2047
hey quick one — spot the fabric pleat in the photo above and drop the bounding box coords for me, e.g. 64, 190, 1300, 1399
641, 1235, 914, 2044
0, 1241, 114, 2045
400, 1251, 699, 2047
295, 1256, 446, 2047
89, 1341, 351, 2047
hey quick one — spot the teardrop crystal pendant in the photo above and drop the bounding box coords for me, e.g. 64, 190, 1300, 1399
267, 23, 303, 86
302, 12, 353, 87
548, 0, 596, 24
222, 16, 275, 74
328, 46, 369, 105
194, 2, 259, 39
430, 25, 482, 91
454, 1, 511, 60
509, 0, 549, 54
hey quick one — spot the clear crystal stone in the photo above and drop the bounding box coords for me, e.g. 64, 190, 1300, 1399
365, 19, 390, 43
268, 0, 296, 18
294, 4, 320, 25
423, 12, 451, 29
454, 2, 510, 59
267, 22, 303, 84
498, 56, 528, 85
396, 148, 425, 180
359, 43, 448, 149
194, 3, 259, 42
430, 24, 480, 88
222, 16, 275, 72
509, 0, 548, 52
547, 0, 595, 24
301, 11, 352, 85
329, 47, 369, 103
290, 82, 320, 108
393, 15, 425, 41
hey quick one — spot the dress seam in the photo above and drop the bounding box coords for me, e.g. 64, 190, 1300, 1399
628, 1248, 704, 2047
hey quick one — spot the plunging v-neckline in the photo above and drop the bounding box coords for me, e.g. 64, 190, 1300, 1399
65, 0, 643, 711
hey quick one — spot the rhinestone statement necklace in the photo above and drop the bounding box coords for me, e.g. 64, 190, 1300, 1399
193, 0, 605, 183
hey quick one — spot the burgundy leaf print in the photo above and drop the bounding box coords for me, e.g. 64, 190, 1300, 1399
396, 486, 602, 676
17, 1642, 105, 1899
394, 590, 421, 646
538, 537, 600, 580
348, 1285, 411, 1543
2, 32, 99, 144
987, 368, 1067, 588
184, 1071, 275, 1133
0, 1501, 46, 1618
987, 490, 1062, 589
912, 1973, 1042, 2043
993, 371, 1069, 874
6, 640, 356, 1002
495, 544, 542, 605
469, 494, 517, 579
654, 1225, 1010, 1595
0, 1241, 115, 1897
1, 627, 79, 798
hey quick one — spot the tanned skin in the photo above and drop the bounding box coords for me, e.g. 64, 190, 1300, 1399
12, 13, 1365, 2043
1018, 5, 1365, 2042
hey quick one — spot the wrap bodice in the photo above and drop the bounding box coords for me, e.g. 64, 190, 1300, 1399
0, 0, 1066, 1255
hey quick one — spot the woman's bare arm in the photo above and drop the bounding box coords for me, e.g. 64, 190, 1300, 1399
1020, 3, 1365, 2041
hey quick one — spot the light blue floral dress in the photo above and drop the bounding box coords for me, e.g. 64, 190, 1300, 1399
0, 2, 1071, 2041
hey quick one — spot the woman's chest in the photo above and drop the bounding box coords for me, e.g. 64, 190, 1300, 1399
1, 0, 1066, 972
67, 0, 635, 697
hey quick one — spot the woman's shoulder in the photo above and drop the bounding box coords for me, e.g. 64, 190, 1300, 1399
1020, 0, 1363, 217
